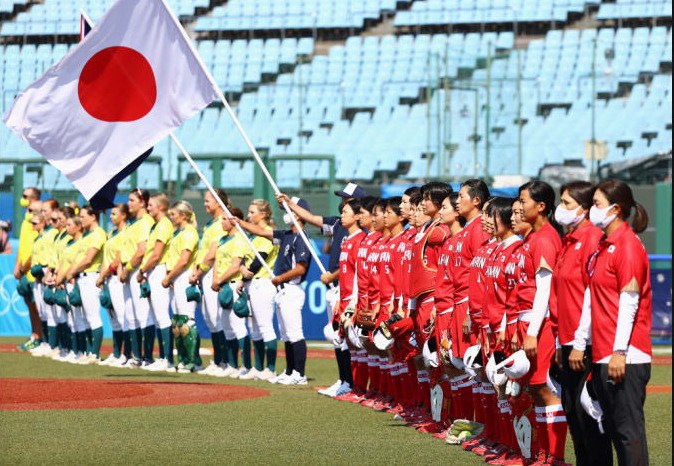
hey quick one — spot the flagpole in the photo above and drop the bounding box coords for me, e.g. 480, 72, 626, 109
168, 132, 276, 279
159, 0, 328, 277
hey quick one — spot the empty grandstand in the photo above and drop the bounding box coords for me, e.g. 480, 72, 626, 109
1, 0, 671, 193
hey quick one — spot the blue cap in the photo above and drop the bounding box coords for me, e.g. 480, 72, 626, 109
334, 182, 366, 199
291, 196, 311, 213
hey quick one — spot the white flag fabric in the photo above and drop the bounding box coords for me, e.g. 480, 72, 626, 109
3, 0, 218, 200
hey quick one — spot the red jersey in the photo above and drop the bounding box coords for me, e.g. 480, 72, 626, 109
453, 215, 491, 301
515, 222, 561, 316
338, 230, 366, 311
398, 227, 416, 308
551, 222, 604, 345
409, 219, 449, 299
379, 231, 405, 309
435, 233, 460, 312
484, 236, 522, 330
366, 235, 389, 310
356, 231, 381, 311
504, 242, 526, 325
468, 236, 498, 324
588, 222, 652, 362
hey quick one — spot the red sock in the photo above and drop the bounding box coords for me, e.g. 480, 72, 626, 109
449, 376, 461, 420
417, 369, 431, 411
535, 406, 549, 455
368, 355, 378, 393
511, 393, 538, 461
497, 399, 513, 449
350, 350, 359, 390
358, 351, 369, 391
544, 404, 568, 459
379, 361, 389, 397
457, 375, 475, 420
472, 381, 484, 424
482, 383, 499, 443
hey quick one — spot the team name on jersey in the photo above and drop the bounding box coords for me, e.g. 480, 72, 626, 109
357, 246, 369, 259
339, 250, 350, 262
367, 251, 380, 262
485, 264, 501, 279
380, 251, 391, 263
470, 255, 488, 270
455, 241, 464, 253
438, 253, 451, 267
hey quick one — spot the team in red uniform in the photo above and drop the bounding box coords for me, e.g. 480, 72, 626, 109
325, 179, 652, 466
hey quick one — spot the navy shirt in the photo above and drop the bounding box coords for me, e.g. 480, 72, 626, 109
272, 229, 312, 284
322, 215, 349, 274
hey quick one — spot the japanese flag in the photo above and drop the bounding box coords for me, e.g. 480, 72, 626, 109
3, 0, 218, 204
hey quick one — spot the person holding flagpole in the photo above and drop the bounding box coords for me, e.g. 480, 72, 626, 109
119, 188, 155, 368
164, 201, 202, 373
232, 197, 313, 385
210, 207, 252, 378
190, 189, 230, 377
238, 199, 280, 381
137, 193, 174, 371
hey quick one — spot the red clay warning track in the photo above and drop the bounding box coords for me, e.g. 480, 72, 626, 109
0, 378, 270, 411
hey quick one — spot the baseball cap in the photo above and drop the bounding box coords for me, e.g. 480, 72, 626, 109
422, 336, 439, 368
580, 375, 605, 433
372, 326, 394, 351
495, 350, 530, 380
291, 196, 311, 212
334, 182, 366, 199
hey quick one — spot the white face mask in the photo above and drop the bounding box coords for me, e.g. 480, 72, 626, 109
282, 213, 293, 226
554, 204, 585, 228
589, 204, 617, 229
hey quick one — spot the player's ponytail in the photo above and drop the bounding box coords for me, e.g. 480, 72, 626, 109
596, 179, 649, 234
171, 200, 197, 229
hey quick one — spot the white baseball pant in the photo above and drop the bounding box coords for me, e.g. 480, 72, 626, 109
274, 283, 305, 343
170, 269, 196, 319
128, 269, 154, 329
66, 282, 87, 332
201, 269, 222, 333
107, 274, 130, 332
147, 264, 171, 329
77, 273, 102, 329
221, 282, 248, 340
245, 278, 277, 342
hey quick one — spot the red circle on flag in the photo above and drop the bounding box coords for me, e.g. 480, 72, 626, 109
78, 46, 157, 122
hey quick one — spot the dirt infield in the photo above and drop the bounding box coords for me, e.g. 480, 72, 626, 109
0, 378, 270, 411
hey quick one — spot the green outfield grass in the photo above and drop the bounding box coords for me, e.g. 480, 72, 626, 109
0, 337, 671, 465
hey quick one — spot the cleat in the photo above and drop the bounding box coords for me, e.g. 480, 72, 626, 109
318, 379, 342, 397
254, 368, 276, 381
277, 370, 307, 385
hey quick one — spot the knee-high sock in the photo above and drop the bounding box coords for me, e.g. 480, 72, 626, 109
380, 362, 390, 397
264, 340, 277, 372
142, 325, 155, 361
543, 404, 567, 459
194, 332, 202, 366
239, 336, 251, 370
41, 321, 49, 343
84, 328, 93, 354
292, 339, 307, 376
439, 378, 453, 426
158, 327, 172, 361
91, 327, 103, 358
358, 350, 369, 391
458, 376, 475, 421
481, 383, 499, 442
71, 331, 79, 354
535, 406, 550, 455
253, 339, 265, 371
129, 328, 141, 359
210, 331, 223, 366
134, 328, 142, 357
123, 331, 132, 359
497, 399, 514, 450
76, 332, 87, 355
175, 333, 187, 364
472, 381, 484, 424
112, 330, 123, 358
226, 338, 238, 368
367, 355, 379, 393
58, 323, 71, 351
47, 325, 58, 349
334, 348, 344, 383
283, 341, 294, 375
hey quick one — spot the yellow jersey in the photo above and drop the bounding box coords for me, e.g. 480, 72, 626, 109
60, 236, 81, 274
17, 211, 38, 265
195, 215, 224, 267
215, 231, 248, 281
75, 226, 106, 273
141, 216, 173, 269
102, 228, 125, 271
31, 226, 59, 266
124, 213, 155, 269
243, 227, 279, 279
164, 224, 199, 272
49, 230, 72, 270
